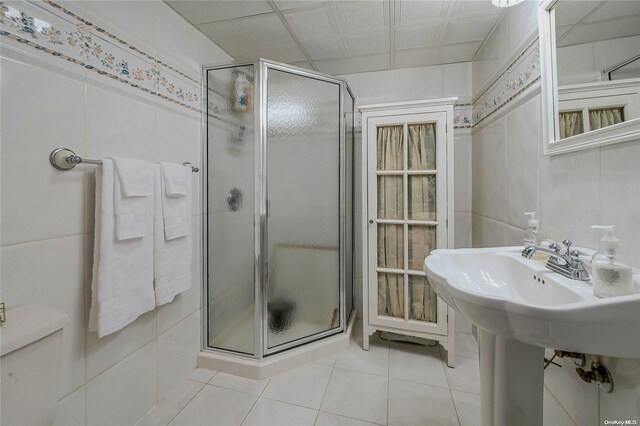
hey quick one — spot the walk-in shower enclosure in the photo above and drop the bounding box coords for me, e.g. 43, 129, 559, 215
204, 59, 355, 359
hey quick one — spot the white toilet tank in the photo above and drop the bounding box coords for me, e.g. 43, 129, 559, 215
1, 305, 70, 426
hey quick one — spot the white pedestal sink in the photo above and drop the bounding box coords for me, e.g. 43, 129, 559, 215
424, 247, 640, 426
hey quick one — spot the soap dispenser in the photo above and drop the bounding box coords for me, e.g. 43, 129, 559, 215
524, 212, 539, 247
591, 225, 633, 297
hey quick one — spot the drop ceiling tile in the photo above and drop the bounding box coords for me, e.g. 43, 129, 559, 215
555, 26, 572, 41
584, 1, 640, 23
553, 1, 598, 27
214, 0, 272, 20
442, 15, 497, 44
290, 61, 315, 70
559, 15, 640, 46
335, 1, 388, 34
394, 47, 438, 68
315, 57, 355, 75
352, 53, 390, 73
395, 0, 447, 25
274, 1, 327, 11
449, 0, 502, 19
437, 42, 481, 64
211, 40, 261, 61
284, 5, 340, 37
251, 37, 307, 62
300, 35, 348, 60
232, 14, 292, 41
347, 32, 389, 56
166, 1, 225, 25
395, 22, 442, 50
198, 20, 249, 46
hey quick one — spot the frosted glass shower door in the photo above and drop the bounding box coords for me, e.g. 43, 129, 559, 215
206, 65, 256, 355
265, 67, 342, 352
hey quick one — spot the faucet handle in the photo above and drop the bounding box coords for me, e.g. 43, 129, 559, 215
562, 239, 573, 248
549, 242, 561, 253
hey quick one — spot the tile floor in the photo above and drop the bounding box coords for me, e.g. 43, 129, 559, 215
139, 326, 481, 426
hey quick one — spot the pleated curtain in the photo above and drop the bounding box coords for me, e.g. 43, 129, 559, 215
376, 124, 437, 322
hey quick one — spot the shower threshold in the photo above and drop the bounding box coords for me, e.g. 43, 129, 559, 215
198, 310, 356, 380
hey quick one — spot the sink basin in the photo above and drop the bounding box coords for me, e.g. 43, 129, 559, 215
425, 246, 640, 358
424, 247, 640, 426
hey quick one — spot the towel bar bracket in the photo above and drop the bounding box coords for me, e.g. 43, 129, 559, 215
49, 147, 199, 172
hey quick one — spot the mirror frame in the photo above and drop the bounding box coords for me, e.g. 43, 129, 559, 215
538, 0, 640, 155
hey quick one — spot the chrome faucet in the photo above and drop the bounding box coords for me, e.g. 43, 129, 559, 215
522, 240, 591, 281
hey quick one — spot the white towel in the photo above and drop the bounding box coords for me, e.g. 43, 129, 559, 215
154, 164, 192, 305
161, 161, 188, 196
160, 162, 191, 240
89, 159, 156, 337
112, 157, 154, 240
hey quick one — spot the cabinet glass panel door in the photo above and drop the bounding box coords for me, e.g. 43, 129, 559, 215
368, 113, 448, 334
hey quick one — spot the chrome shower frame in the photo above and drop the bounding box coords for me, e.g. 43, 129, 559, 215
201, 59, 355, 360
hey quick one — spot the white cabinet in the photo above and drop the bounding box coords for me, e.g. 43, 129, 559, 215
360, 99, 456, 367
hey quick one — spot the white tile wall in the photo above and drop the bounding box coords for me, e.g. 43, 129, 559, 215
1, 1, 232, 424
157, 311, 202, 400
472, 0, 538, 99
471, 5, 640, 424
87, 342, 158, 426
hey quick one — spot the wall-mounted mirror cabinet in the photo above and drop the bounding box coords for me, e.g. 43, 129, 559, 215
539, 0, 640, 155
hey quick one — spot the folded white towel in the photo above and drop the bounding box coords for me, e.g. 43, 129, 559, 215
160, 162, 191, 240
89, 159, 156, 338
161, 161, 188, 196
112, 157, 154, 240
154, 164, 192, 305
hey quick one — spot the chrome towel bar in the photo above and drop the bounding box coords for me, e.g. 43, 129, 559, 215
49, 147, 199, 172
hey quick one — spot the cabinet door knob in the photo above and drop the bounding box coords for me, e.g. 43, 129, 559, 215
369, 219, 374, 224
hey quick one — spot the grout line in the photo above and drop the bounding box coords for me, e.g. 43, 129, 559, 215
165, 379, 210, 426
1, 232, 86, 249
440, 343, 464, 425
314, 363, 336, 425
239, 376, 272, 425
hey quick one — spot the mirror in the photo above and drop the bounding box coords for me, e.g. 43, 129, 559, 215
540, 0, 640, 154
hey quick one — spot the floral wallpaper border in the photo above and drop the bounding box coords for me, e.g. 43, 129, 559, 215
472, 38, 541, 128
0, 0, 201, 112
453, 104, 472, 129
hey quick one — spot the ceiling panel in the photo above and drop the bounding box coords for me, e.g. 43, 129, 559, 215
559, 15, 640, 47
284, 5, 340, 37
315, 57, 355, 75
442, 15, 496, 44
299, 35, 348, 59
198, 20, 250, 46
232, 14, 292, 41
335, 0, 388, 34
274, 1, 327, 11
167, 0, 504, 75
437, 41, 482, 63
396, 22, 443, 50
449, 0, 502, 19
394, 47, 438, 68
584, 1, 640, 23
290, 61, 315, 70
166, 1, 226, 25
396, 0, 447, 25
251, 37, 307, 62
347, 32, 389, 56
553, 0, 599, 27
213, 0, 272, 20
352, 53, 390, 73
